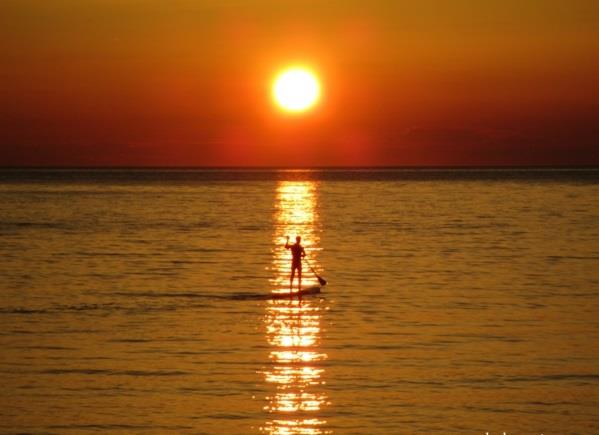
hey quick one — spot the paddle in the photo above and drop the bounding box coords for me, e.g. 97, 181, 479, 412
304, 257, 327, 286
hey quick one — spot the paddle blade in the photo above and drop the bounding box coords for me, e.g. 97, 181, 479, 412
317, 275, 327, 286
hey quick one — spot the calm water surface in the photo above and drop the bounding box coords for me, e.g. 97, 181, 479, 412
1, 169, 598, 434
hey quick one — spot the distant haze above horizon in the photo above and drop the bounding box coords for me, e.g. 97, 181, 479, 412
2, 0, 599, 167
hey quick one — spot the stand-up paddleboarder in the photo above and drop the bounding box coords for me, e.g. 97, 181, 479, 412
285, 236, 306, 292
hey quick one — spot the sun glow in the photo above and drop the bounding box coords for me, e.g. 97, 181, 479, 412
272, 67, 321, 113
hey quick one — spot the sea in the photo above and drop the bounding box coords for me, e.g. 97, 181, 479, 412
0, 168, 598, 434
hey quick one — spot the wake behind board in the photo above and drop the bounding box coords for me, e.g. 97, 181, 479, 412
230, 286, 321, 301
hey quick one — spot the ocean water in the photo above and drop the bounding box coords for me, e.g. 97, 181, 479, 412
0, 169, 598, 434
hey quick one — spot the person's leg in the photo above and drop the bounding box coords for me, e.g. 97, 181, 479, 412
290, 268, 295, 291
298, 267, 302, 291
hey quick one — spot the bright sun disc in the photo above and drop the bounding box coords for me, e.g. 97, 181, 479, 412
273, 67, 321, 113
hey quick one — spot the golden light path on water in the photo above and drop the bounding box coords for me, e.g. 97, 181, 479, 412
260, 180, 330, 434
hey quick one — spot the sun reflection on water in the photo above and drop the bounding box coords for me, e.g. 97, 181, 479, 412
260, 180, 330, 434
270, 181, 321, 294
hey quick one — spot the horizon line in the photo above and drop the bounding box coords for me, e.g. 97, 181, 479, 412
1, 165, 599, 171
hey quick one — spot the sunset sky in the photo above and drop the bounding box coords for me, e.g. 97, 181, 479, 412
2, 0, 599, 167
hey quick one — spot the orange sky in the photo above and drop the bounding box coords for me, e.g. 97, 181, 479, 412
2, 0, 599, 166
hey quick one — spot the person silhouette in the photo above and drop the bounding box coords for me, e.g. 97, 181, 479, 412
285, 235, 306, 292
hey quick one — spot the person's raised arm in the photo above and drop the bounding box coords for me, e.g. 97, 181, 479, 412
285, 236, 291, 249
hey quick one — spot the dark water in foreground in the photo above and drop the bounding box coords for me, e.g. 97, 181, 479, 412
1, 169, 598, 434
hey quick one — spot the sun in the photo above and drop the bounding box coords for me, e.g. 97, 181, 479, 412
272, 67, 321, 113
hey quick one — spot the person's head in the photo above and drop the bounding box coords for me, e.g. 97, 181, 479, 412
296, 236, 301, 243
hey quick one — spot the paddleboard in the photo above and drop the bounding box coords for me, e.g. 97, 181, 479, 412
229, 286, 322, 301
269, 286, 321, 299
